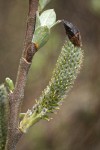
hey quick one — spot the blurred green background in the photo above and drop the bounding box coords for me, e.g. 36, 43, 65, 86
0, 0, 100, 149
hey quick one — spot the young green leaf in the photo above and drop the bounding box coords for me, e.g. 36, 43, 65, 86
32, 26, 50, 50
40, 9, 56, 28
35, 11, 41, 29
38, 0, 51, 12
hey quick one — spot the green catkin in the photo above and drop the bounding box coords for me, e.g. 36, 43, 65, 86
0, 84, 8, 150
19, 40, 83, 133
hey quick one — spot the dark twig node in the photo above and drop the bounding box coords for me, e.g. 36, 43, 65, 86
24, 43, 37, 63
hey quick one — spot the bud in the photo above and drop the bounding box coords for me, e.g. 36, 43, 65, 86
32, 26, 50, 50
5, 77, 14, 92
62, 20, 82, 47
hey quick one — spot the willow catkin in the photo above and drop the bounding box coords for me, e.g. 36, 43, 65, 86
20, 40, 83, 133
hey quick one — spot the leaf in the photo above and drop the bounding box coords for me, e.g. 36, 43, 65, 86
40, 9, 56, 28
38, 0, 51, 12
32, 26, 50, 49
35, 11, 41, 29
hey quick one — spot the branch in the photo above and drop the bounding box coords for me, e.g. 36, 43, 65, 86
5, 0, 39, 150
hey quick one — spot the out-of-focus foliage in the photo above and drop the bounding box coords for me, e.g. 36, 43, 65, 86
0, 84, 8, 150
90, 0, 100, 15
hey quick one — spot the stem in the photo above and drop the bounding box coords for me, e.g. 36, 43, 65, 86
5, 0, 39, 150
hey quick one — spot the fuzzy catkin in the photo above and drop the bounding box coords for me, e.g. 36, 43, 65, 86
36, 40, 83, 113
20, 40, 83, 133
0, 85, 8, 150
